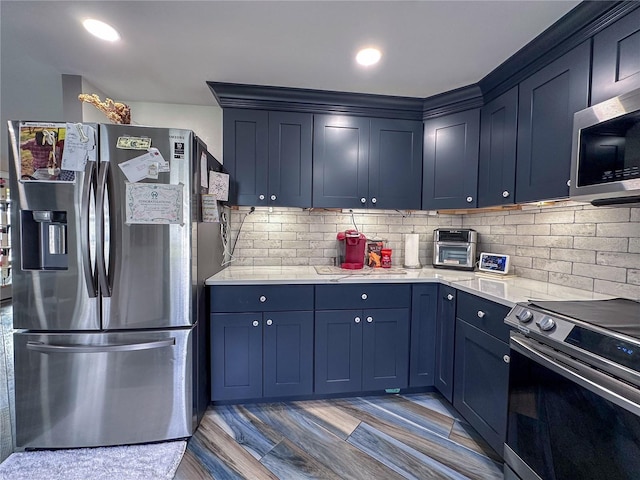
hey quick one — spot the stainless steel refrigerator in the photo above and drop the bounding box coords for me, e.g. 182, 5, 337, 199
8, 121, 224, 449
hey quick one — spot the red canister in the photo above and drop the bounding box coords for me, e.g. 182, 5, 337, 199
381, 248, 392, 268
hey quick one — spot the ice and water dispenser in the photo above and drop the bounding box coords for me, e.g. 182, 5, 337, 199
21, 210, 68, 270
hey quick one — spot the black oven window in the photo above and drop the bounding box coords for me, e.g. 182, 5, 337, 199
507, 350, 640, 480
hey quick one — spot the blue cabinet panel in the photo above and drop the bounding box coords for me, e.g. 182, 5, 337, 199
516, 41, 590, 202
592, 7, 640, 105
454, 319, 509, 457
409, 284, 438, 387
369, 118, 423, 210
362, 308, 410, 391
434, 285, 456, 402
456, 291, 511, 343
315, 284, 411, 310
210, 285, 314, 312
478, 87, 518, 207
423, 109, 480, 209
314, 310, 363, 394
263, 311, 314, 398
211, 312, 263, 401
313, 115, 370, 208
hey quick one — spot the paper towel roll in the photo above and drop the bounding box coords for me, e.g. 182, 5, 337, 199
404, 233, 421, 268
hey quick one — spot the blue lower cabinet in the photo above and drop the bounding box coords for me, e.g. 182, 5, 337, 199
211, 311, 313, 401
453, 319, 509, 456
409, 284, 438, 387
435, 286, 456, 402
315, 308, 410, 394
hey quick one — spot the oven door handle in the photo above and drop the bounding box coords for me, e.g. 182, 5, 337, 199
511, 334, 640, 417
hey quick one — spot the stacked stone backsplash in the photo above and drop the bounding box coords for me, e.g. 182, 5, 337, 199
227, 202, 640, 299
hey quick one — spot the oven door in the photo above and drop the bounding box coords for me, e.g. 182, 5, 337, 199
506, 333, 640, 480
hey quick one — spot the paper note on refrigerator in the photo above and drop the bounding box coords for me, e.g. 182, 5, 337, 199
208, 171, 229, 201
201, 194, 220, 222
118, 149, 164, 183
61, 123, 96, 171
125, 183, 184, 224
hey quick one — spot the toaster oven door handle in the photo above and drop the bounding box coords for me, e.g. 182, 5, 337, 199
510, 333, 640, 417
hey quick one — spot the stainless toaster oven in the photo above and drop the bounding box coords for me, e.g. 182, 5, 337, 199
432, 229, 477, 271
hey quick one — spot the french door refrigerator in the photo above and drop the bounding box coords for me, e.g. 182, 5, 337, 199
8, 121, 223, 449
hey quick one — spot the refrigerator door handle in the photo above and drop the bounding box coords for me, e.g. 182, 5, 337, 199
26, 338, 175, 353
96, 161, 111, 297
81, 161, 98, 298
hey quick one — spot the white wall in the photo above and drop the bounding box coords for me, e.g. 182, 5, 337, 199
126, 102, 223, 161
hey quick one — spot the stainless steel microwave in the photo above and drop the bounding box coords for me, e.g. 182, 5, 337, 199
570, 87, 640, 205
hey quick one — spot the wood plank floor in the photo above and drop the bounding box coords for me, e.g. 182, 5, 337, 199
174, 392, 504, 480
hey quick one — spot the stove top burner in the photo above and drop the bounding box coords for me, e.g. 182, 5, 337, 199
528, 298, 640, 339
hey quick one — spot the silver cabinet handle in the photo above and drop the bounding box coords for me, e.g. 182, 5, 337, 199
360, 197, 366, 204
259, 295, 267, 303
477, 311, 485, 318
502, 191, 510, 198
447, 294, 454, 301
371, 197, 377, 204
503, 355, 510, 364
259, 194, 265, 200
366, 316, 373, 323
252, 320, 259, 327
266, 319, 273, 326
27, 338, 175, 353
354, 317, 361, 324
466, 196, 473, 203
270, 194, 276, 201
361, 293, 368, 300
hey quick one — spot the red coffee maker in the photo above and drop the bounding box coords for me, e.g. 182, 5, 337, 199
336, 230, 367, 269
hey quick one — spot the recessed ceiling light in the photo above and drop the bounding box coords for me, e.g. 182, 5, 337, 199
356, 48, 382, 66
83, 19, 120, 42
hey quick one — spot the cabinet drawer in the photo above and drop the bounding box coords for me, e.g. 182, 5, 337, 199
210, 285, 314, 312
456, 291, 511, 343
315, 284, 411, 310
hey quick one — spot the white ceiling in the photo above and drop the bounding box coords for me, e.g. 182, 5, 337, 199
1, 1, 581, 106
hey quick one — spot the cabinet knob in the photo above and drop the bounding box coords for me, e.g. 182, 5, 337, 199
259, 295, 267, 303
259, 194, 265, 201
270, 194, 277, 201
266, 319, 273, 326
366, 316, 373, 323
252, 320, 259, 327
354, 316, 361, 324
361, 293, 368, 300
447, 294, 454, 301
503, 355, 510, 364
466, 196, 473, 203
502, 191, 510, 198
371, 197, 377, 204
567, 179, 571, 187
477, 310, 485, 318
360, 197, 367, 204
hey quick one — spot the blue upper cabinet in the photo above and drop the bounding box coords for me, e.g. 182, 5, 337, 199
422, 109, 480, 210
478, 87, 518, 208
591, 6, 640, 105
313, 115, 422, 209
313, 115, 370, 209
516, 41, 590, 203
223, 108, 312, 207
369, 119, 423, 210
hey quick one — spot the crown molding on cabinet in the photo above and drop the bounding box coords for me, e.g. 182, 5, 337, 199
421, 85, 483, 120
207, 82, 425, 120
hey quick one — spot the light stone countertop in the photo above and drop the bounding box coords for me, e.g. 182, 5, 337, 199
206, 266, 612, 307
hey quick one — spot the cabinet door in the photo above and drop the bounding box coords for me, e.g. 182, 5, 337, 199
211, 313, 263, 401
516, 41, 590, 202
362, 308, 410, 391
478, 87, 518, 208
369, 118, 423, 210
314, 310, 363, 394
223, 109, 269, 206
268, 111, 313, 208
592, 7, 640, 105
313, 115, 370, 208
453, 319, 509, 457
423, 109, 480, 209
409, 284, 438, 387
434, 286, 456, 402
263, 311, 314, 398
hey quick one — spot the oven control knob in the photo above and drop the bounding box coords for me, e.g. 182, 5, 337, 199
537, 316, 556, 332
516, 309, 533, 323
